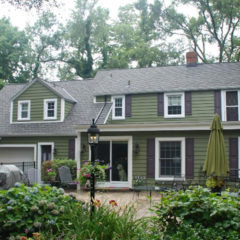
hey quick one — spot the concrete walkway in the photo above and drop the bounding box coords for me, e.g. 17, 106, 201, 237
69, 190, 162, 218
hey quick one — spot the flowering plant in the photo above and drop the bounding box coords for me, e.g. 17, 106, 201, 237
78, 160, 109, 186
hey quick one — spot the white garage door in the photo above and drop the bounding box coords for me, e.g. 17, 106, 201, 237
0, 147, 34, 163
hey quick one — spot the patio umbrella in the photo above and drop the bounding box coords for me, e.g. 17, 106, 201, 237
203, 114, 229, 177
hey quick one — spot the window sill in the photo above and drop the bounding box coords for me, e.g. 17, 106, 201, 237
112, 117, 125, 120
164, 115, 185, 118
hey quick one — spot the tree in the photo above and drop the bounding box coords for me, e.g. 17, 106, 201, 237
0, 0, 56, 9
163, 0, 240, 62
0, 18, 31, 83
25, 11, 64, 79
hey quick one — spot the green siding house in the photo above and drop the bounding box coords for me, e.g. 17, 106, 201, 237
0, 51, 240, 188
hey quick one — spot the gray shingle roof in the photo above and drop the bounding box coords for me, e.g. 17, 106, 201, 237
0, 62, 240, 136
0, 80, 103, 136
94, 62, 240, 96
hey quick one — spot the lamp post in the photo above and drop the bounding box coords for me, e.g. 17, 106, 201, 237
87, 118, 100, 217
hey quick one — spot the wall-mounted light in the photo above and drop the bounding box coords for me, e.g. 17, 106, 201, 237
0, 137, 2, 141
54, 148, 57, 155
81, 144, 86, 154
134, 143, 140, 154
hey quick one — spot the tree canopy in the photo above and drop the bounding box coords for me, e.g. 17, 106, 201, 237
0, 0, 239, 84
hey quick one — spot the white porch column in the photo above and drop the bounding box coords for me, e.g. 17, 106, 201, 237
75, 131, 81, 191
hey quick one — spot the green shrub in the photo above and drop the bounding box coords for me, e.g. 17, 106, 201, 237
52, 158, 77, 181
40, 200, 144, 240
0, 183, 76, 238
150, 186, 240, 240
41, 159, 77, 183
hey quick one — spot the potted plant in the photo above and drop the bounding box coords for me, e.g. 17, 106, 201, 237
206, 176, 224, 193
46, 168, 56, 182
79, 160, 109, 189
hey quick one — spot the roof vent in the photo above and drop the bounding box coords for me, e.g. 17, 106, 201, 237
186, 51, 198, 67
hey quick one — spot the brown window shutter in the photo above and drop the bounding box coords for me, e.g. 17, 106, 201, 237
68, 138, 75, 159
147, 138, 155, 178
185, 92, 192, 115
157, 93, 164, 116
185, 138, 194, 179
214, 90, 221, 118
229, 138, 238, 178
125, 94, 132, 117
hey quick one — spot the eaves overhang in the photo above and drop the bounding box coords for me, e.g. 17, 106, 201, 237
76, 121, 240, 133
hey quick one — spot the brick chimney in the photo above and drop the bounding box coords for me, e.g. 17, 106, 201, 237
186, 51, 198, 67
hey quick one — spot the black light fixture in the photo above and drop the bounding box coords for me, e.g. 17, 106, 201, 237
135, 143, 140, 154
54, 148, 57, 155
87, 119, 100, 145
87, 118, 100, 218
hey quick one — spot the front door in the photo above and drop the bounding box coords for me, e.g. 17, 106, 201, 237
97, 140, 129, 187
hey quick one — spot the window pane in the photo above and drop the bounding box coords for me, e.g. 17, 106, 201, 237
168, 95, 182, 115
48, 109, 54, 117
48, 102, 55, 110
168, 96, 181, 106
227, 107, 238, 121
226, 91, 238, 106
160, 141, 181, 176
115, 98, 122, 107
21, 111, 28, 118
168, 106, 181, 115
21, 103, 28, 111
115, 108, 122, 117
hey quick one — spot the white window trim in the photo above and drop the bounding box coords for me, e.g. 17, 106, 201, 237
112, 95, 125, 120
221, 90, 240, 122
44, 99, 57, 120
18, 100, 31, 121
164, 92, 185, 118
60, 98, 65, 122
155, 137, 185, 181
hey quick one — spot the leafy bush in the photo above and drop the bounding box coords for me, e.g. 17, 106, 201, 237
0, 183, 76, 238
41, 159, 77, 183
52, 158, 77, 181
40, 199, 144, 240
150, 186, 240, 240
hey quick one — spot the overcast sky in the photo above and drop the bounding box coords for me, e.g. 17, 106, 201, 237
0, 0, 197, 29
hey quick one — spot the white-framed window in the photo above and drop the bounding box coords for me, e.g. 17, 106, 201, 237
112, 96, 125, 120
44, 99, 57, 120
221, 90, 240, 121
155, 137, 185, 181
164, 92, 185, 118
18, 100, 31, 120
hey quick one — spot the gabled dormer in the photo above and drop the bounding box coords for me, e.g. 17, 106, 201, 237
10, 78, 76, 124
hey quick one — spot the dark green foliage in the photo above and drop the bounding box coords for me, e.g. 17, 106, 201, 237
150, 186, 240, 240
0, 184, 75, 238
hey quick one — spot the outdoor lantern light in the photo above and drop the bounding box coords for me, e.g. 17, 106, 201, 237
87, 119, 100, 145
87, 118, 100, 218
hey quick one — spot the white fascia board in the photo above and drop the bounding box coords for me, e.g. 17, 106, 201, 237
76, 122, 240, 132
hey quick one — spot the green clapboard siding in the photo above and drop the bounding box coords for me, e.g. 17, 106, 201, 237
0, 136, 76, 163
95, 95, 111, 103
65, 101, 74, 117
107, 91, 215, 124
13, 81, 61, 122
80, 130, 240, 183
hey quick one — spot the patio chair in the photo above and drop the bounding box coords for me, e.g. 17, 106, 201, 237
27, 168, 38, 185
58, 166, 77, 189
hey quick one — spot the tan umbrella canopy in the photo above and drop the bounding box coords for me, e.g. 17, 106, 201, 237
203, 114, 229, 177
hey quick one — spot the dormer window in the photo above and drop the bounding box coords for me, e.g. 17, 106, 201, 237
18, 100, 30, 120
112, 96, 125, 120
164, 92, 185, 118
44, 99, 57, 120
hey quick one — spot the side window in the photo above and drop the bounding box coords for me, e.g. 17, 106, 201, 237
222, 90, 239, 121
112, 96, 125, 120
18, 100, 30, 120
164, 93, 185, 118
44, 99, 57, 120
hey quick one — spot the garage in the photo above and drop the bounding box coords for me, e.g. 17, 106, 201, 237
0, 145, 36, 172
